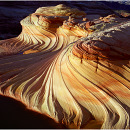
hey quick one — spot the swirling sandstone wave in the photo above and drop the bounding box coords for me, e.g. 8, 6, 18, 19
0, 4, 88, 56
0, 4, 130, 129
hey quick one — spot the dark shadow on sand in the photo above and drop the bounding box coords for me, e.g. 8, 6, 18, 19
0, 95, 65, 129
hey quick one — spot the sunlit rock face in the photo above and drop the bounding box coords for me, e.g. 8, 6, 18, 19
72, 21, 130, 61
0, 4, 130, 129
0, 4, 88, 56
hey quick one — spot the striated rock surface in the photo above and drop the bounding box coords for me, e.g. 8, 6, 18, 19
72, 21, 130, 61
0, 4, 89, 56
0, 4, 127, 57
0, 1, 114, 40
0, 4, 130, 129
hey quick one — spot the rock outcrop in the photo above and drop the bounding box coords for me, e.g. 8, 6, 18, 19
0, 1, 114, 40
0, 4, 88, 56
0, 4, 130, 129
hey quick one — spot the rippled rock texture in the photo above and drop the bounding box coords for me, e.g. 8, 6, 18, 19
0, 1, 114, 40
0, 4, 130, 129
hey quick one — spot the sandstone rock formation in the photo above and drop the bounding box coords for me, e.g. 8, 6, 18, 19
0, 4, 130, 129
0, 4, 88, 56
0, 1, 114, 40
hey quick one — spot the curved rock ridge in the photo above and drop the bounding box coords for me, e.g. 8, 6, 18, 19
35, 4, 86, 17
0, 5, 127, 56
0, 4, 88, 56
0, 4, 130, 129
72, 21, 130, 60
